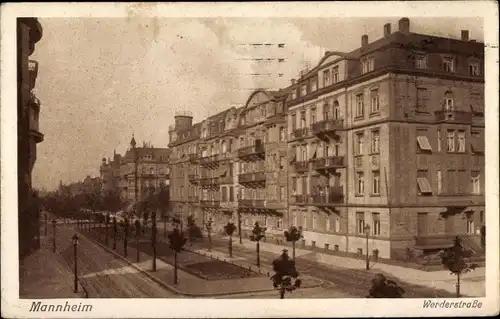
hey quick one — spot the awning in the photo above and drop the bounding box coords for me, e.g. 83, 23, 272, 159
417, 177, 432, 194
416, 136, 432, 151
470, 138, 484, 153
309, 143, 318, 160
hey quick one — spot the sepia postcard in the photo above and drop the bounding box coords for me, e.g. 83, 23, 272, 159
1, 1, 499, 318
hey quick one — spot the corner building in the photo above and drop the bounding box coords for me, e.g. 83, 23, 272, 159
286, 18, 484, 260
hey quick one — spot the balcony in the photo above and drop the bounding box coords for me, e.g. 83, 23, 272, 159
188, 154, 198, 164
188, 174, 199, 183
187, 196, 199, 203
291, 127, 310, 140
292, 195, 309, 205
310, 187, 344, 206
435, 111, 472, 124
238, 199, 266, 208
217, 175, 234, 184
237, 144, 265, 159
312, 119, 344, 136
238, 171, 266, 184
199, 177, 219, 187
199, 154, 220, 167
200, 200, 221, 208
311, 156, 344, 171
293, 161, 309, 173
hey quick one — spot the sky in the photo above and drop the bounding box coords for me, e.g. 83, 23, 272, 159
30, 17, 483, 191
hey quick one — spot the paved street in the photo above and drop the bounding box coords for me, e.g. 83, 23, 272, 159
57, 225, 175, 298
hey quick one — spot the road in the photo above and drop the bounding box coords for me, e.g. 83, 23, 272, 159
205, 237, 456, 298
58, 225, 175, 298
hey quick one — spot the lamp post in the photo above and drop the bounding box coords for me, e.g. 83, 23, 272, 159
105, 214, 109, 246
152, 211, 157, 272
44, 213, 48, 236
237, 193, 242, 244
112, 217, 117, 250
52, 219, 57, 252
205, 217, 213, 251
135, 219, 140, 262
124, 217, 129, 258
364, 224, 370, 270
72, 234, 79, 293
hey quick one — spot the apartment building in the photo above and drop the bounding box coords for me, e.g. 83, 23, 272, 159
286, 18, 485, 260
169, 91, 289, 237
99, 151, 122, 195
119, 136, 171, 209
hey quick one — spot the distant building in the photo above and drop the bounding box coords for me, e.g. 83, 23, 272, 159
17, 17, 44, 260
99, 151, 122, 195
119, 136, 171, 211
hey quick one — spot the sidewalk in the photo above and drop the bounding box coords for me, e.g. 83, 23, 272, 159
19, 231, 87, 298
80, 229, 321, 297
219, 236, 485, 297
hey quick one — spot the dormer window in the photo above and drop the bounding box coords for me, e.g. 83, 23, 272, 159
332, 66, 339, 84
292, 89, 297, 100
310, 77, 318, 92
361, 57, 374, 74
442, 56, 454, 72
301, 83, 307, 96
469, 62, 480, 76
415, 54, 427, 69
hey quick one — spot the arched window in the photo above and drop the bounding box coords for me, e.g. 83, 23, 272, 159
444, 91, 454, 111
221, 140, 227, 153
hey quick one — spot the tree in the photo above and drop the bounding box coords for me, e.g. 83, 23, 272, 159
367, 273, 404, 298
249, 221, 267, 267
439, 236, 479, 297
284, 226, 303, 260
271, 249, 301, 299
224, 222, 237, 257
102, 190, 123, 213
168, 228, 187, 284
186, 215, 203, 244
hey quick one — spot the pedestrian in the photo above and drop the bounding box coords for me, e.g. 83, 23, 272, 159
367, 273, 405, 298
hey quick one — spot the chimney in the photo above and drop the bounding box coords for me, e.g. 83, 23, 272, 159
398, 17, 410, 34
383, 23, 392, 37
461, 30, 469, 41
361, 34, 369, 47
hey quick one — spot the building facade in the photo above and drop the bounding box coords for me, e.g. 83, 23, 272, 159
119, 137, 171, 211
286, 18, 484, 259
168, 17, 485, 261
99, 151, 122, 195
17, 18, 44, 260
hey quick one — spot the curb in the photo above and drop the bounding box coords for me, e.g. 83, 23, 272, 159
79, 232, 306, 297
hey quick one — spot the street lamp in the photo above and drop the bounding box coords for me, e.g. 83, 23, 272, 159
152, 211, 157, 272
52, 219, 57, 253
124, 218, 129, 258
72, 234, 79, 293
364, 224, 371, 270
44, 213, 48, 236
205, 217, 213, 251
236, 193, 242, 244
135, 219, 141, 263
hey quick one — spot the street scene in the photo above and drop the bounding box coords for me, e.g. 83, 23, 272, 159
15, 13, 487, 301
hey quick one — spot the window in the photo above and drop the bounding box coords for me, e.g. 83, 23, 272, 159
332, 66, 339, 84
221, 186, 228, 202
335, 216, 341, 233
371, 130, 380, 154
293, 213, 297, 226
372, 213, 381, 235
356, 132, 364, 155
333, 101, 340, 119
356, 212, 365, 234
279, 156, 285, 169
303, 215, 307, 229
292, 89, 297, 100
372, 171, 380, 195
323, 69, 331, 87
469, 62, 480, 76
310, 108, 317, 124
355, 93, 364, 117
277, 218, 283, 229
437, 129, 442, 152
370, 89, 380, 113
362, 57, 374, 74
310, 78, 318, 92
416, 130, 432, 152
437, 170, 442, 194
291, 114, 297, 131
466, 215, 475, 234
417, 170, 432, 195
301, 83, 307, 96
442, 57, 454, 72
356, 172, 365, 195
471, 171, 480, 194
444, 97, 454, 111
291, 177, 297, 193
447, 130, 455, 152
300, 111, 306, 128
416, 88, 429, 111
229, 186, 234, 201
415, 54, 427, 69
280, 186, 285, 201
470, 131, 484, 153
457, 130, 466, 153
279, 127, 285, 141
312, 213, 317, 229
326, 218, 331, 231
